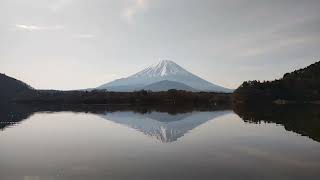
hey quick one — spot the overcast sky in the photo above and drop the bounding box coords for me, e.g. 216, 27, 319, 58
0, 0, 319, 90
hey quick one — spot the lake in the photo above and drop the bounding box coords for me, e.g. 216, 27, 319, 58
1, 104, 320, 180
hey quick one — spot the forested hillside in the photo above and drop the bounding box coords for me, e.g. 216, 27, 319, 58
0, 73, 32, 102
233, 61, 320, 104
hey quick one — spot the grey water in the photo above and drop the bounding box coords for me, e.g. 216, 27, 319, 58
0, 105, 320, 180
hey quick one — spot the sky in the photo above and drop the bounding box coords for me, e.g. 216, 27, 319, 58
0, 0, 319, 90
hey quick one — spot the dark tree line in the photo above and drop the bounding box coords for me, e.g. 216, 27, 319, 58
233, 61, 320, 104
14, 89, 232, 106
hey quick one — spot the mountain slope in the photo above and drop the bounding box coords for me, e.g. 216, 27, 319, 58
0, 73, 32, 102
142, 80, 197, 92
98, 60, 232, 92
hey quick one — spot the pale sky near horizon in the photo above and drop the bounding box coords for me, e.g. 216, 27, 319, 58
0, 0, 319, 90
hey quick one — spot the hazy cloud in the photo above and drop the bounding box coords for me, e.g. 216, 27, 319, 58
239, 36, 316, 57
73, 34, 95, 39
49, 0, 74, 12
123, 0, 149, 23
14, 24, 64, 31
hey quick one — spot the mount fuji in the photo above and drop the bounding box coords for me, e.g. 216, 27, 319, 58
97, 60, 232, 92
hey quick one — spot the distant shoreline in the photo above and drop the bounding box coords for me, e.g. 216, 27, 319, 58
13, 89, 232, 106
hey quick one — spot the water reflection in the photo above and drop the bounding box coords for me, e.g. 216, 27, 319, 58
0, 104, 230, 140
233, 104, 320, 142
0, 104, 33, 130
100, 111, 229, 142
1, 103, 320, 179
1, 103, 319, 143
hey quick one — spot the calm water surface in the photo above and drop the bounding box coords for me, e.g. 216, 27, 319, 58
0, 105, 320, 180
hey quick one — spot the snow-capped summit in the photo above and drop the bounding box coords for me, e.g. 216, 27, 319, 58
97, 60, 233, 92
132, 60, 187, 78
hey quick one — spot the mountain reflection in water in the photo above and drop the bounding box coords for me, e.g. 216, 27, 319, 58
0, 104, 231, 143
100, 111, 229, 142
1, 103, 320, 180
1, 104, 320, 143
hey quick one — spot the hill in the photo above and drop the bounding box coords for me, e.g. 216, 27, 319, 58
233, 61, 320, 104
0, 73, 32, 102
